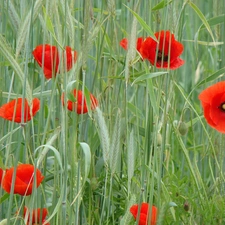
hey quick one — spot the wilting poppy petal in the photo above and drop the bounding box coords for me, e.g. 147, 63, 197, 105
140, 30, 184, 69
199, 81, 225, 133
130, 203, 157, 225
120, 38, 128, 50
23, 207, 50, 225
0, 98, 40, 123
33, 44, 77, 79
120, 37, 144, 52
61, 89, 98, 114
2, 164, 44, 196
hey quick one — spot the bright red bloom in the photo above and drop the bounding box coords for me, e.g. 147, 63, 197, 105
120, 37, 143, 52
33, 44, 78, 79
199, 81, 225, 133
0, 98, 40, 123
61, 89, 98, 114
23, 207, 50, 225
140, 30, 184, 69
2, 164, 44, 196
130, 203, 157, 225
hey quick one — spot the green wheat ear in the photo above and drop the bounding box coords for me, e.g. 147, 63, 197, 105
109, 109, 122, 174
94, 107, 110, 166
127, 129, 135, 194
0, 34, 32, 103
16, 0, 43, 58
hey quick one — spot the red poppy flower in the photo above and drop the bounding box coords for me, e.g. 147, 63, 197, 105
2, 164, 44, 196
130, 203, 157, 225
0, 98, 40, 123
23, 207, 50, 225
140, 30, 184, 69
61, 89, 98, 114
120, 37, 143, 52
33, 44, 78, 79
198, 81, 225, 133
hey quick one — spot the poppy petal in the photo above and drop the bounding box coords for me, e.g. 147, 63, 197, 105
136, 37, 144, 52
33, 44, 77, 79
33, 44, 59, 79
0, 98, 40, 123
166, 57, 185, 70
31, 98, 41, 117
138, 213, 147, 225
199, 81, 225, 133
64, 46, 78, 71
130, 203, 157, 225
120, 37, 144, 52
199, 81, 225, 104
140, 30, 184, 70
120, 38, 128, 50
61, 89, 98, 114
23, 207, 49, 225
2, 164, 44, 196
130, 204, 138, 218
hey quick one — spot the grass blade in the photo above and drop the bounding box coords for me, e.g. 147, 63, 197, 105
188, 2, 215, 42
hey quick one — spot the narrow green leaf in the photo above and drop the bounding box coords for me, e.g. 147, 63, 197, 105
35, 127, 62, 169
152, 0, 173, 11
0, 127, 21, 146
200, 14, 225, 30
127, 102, 144, 119
196, 67, 225, 87
132, 72, 168, 85
188, 2, 215, 42
79, 142, 91, 182
0, 194, 9, 204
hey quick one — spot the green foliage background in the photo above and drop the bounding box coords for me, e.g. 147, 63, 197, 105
0, 0, 225, 224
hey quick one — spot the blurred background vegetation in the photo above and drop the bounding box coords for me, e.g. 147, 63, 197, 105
0, 0, 225, 224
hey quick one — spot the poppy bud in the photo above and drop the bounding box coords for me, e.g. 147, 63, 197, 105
178, 121, 188, 136
183, 201, 189, 211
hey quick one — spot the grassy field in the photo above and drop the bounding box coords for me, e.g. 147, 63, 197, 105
0, 0, 225, 224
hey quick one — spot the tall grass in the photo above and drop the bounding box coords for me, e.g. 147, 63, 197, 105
0, 0, 225, 224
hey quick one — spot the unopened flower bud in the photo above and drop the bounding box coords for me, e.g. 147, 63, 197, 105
184, 201, 189, 211
178, 121, 188, 136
